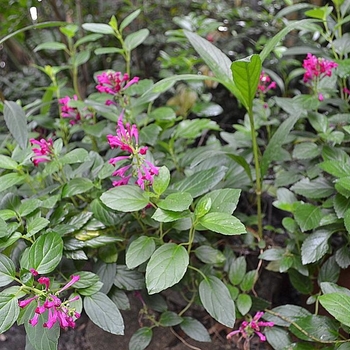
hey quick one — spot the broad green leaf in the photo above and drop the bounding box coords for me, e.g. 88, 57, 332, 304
90, 198, 120, 226
261, 112, 300, 177
194, 246, 226, 265
263, 305, 311, 327
199, 276, 235, 327
319, 160, 350, 177
0, 155, 18, 170
226, 153, 253, 182
231, 54, 261, 111
157, 192, 193, 212
0, 217, 7, 238
229, 257, 247, 285
335, 245, 350, 269
114, 265, 144, 291
293, 203, 323, 232
120, 9, 141, 32
75, 33, 103, 47
95, 47, 124, 55
4, 101, 28, 149
0, 173, 26, 193
172, 166, 226, 198
109, 288, 130, 310
290, 315, 338, 341
146, 243, 189, 294
289, 269, 313, 294
259, 248, 285, 261
180, 317, 211, 342
240, 270, 257, 292
344, 209, 350, 234
124, 29, 150, 51
151, 208, 191, 223
73, 271, 100, 289
184, 31, 244, 105
139, 124, 161, 146
197, 188, 241, 215
26, 217, 50, 237
290, 177, 334, 199
82, 23, 114, 34
174, 119, 220, 139
129, 327, 152, 350
236, 294, 252, 316
301, 230, 332, 264
194, 197, 212, 218
84, 292, 124, 335
101, 185, 149, 212
25, 316, 60, 350
152, 166, 170, 195
292, 142, 320, 159
78, 281, 103, 296
318, 256, 340, 284
305, 6, 333, 20
126, 236, 156, 269
0, 294, 20, 333
320, 282, 350, 296
159, 311, 183, 327
60, 148, 89, 164
73, 50, 90, 67
18, 199, 42, 217
34, 42, 67, 52
319, 293, 350, 327
62, 178, 94, 198
265, 327, 292, 350
198, 212, 246, 235
0, 254, 15, 287
334, 193, 350, 218
94, 262, 117, 294
27, 232, 63, 274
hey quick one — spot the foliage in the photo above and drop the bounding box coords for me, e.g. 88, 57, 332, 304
1, 1, 350, 349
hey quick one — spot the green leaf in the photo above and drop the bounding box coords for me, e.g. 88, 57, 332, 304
174, 119, 220, 139
26, 217, 50, 237
229, 257, 247, 285
0, 155, 18, 170
261, 112, 300, 177
146, 243, 189, 294
101, 185, 149, 212
180, 317, 211, 342
184, 31, 244, 104
126, 236, 156, 269
27, 232, 63, 274
159, 311, 183, 327
291, 177, 334, 199
129, 327, 152, 350
0, 217, 8, 238
195, 246, 226, 265
318, 256, 340, 284
0, 294, 20, 333
288, 269, 313, 294
0, 254, 15, 287
82, 23, 114, 34
319, 293, 350, 327
172, 166, 226, 198
240, 270, 257, 292
152, 166, 170, 195
265, 327, 292, 350
263, 305, 311, 327
319, 160, 350, 177
231, 54, 262, 111
236, 294, 252, 316
151, 208, 191, 223
60, 148, 89, 165
34, 42, 67, 52
73, 271, 100, 289
73, 50, 90, 67
292, 142, 321, 159
290, 315, 338, 341
120, 9, 141, 32
301, 230, 332, 264
0, 173, 26, 193
109, 288, 130, 310
84, 292, 124, 335
95, 47, 124, 55
157, 192, 193, 212
75, 33, 103, 47
226, 154, 253, 182
198, 212, 246, 235
18, 199, 42, 217
114, 265, 144, 291
4, 101, 28, 149
124, 29, 150, 51
293, 203, 323, 232
62, 178, 94, 198
90, 198, 120, 226
199, 276, 235, 327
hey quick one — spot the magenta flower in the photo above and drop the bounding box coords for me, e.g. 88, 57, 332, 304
58, 95, 81, 125
257, 72, 276, 95
30, 138, 54, 166
303, 53, 338, 83
96, 71, 139, 96
18, 272, 81, 330
227, 311, 274, 342
107, 112, 159, 189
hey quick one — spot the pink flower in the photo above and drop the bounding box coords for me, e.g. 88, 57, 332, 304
302, 53, 338, 83
57, 275, 80, 294
59, 95, 81, 125
227, 311, 274, 342
30, 268, 38, 276
38, 277, 50, 290
18, 295, 39, 308
30, 138, 54, 166
257, 72, 276, 95
96, 71, 139, 96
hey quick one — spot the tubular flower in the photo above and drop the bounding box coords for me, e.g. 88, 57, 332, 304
30, 138, 54, 166
257, 72, 276, 96
18, 273, 81, 330
108, 112, 159, 189
59, 95, 81, 125
227, 311, 274, 342
96, 71, 139, 96
303, 53, 338, 83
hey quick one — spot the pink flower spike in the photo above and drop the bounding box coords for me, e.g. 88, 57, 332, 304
38, 277, 50, 290
29, 312, 39, 327
57, 275, 80, 294
109, 155, 131, 165
29, 268, 38, 276
18, 295, 39, 308
43, 307, 58, 329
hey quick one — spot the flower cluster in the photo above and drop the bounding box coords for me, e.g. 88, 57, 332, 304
257, 71, 276, 96
96, 71, 139, 105
59, 95, 81, 125
30, 138, 54, 166
18, 271, 80, 329
107, 112, 159, 189
303, 53, 338, 83
226, 311, 274, 342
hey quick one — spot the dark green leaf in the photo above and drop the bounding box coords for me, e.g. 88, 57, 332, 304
0, 173, 26, 193
0, 254, 15, 287
198, 212, 246, 235
60, 148, 89, 165
291, 177, 334, 199
126, 236, 156, 269
84, 292, 124, 335
62, 178, 94, 198
129, 327, 152, 350
293, 203, 323, 232
0, 294, 20, 333
34, 42, 67, 51
229, 257, 247, 285
146, 243, 189, 294
301, 230, 332, 264
157, 192, 193, 212
265, 327, 292, 350
152, 166, 170, 196
26, 217, 50, 237
114, 265, 144, 291
159, 311, 183, 327
292, 142, 321, 159
151, 208, 191, 223
263, 305, 311, 327
124, 29, 149, 51
236, 294, 252, 316
180, 317, 211, 342
74, 271, 100, 289
0, 155, 18, 170
194, 246, 226, 265
240, 270, 257, 292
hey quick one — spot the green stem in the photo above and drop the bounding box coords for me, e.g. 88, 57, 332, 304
248, 107, 263, 240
